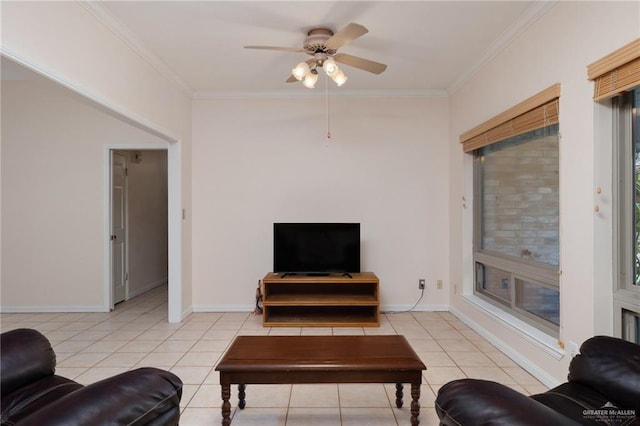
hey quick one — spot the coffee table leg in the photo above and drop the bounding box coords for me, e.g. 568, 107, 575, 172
395, 383, 404, 408
410, 383, 421, 426
221, 384, 231, 426
238, 384, 246, 409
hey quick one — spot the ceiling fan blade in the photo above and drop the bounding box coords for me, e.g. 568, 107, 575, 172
333, 53, 387, 74
286, 75, 298, 83
325, 23, 368, 50
244, 45, 304, 53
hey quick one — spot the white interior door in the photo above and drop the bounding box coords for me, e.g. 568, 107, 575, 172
111, 151, 128, 304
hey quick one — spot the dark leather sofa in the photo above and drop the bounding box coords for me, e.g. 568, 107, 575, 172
1, 328, 183, 425
435, 335, 640, 425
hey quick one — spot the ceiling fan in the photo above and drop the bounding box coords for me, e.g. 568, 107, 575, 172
244, 23, 387, 88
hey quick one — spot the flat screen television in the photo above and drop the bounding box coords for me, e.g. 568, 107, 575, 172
273, 223, 360, 275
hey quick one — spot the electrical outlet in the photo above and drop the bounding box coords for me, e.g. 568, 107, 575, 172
437, 280, 443, 289
418, 279, 425, 290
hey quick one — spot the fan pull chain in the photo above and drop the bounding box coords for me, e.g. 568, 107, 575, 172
325, 73, 331, 139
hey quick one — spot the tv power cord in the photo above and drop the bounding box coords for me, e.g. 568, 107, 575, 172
384, 287, 425, 314
252, 280, 263, 315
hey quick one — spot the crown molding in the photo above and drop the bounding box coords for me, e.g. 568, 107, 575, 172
193, 88, 448, 100
80, 1, 194, 97
447, 0, 558, 95
79, 0, 552, 101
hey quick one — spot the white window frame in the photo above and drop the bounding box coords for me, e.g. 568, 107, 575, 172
473, 126, 561, 337
613, 90, 640, 343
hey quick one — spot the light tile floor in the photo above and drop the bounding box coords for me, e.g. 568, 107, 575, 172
0, 285, 549, 425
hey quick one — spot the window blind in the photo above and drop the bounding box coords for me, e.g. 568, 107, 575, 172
588, 38, 640, 102
460, 84, 560, 153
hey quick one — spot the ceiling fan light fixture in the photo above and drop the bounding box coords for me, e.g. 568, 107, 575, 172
246, 23, 387, 89
323, 58, 338, 76
302, 72, 318, 89
332, 69, 348, 86
292, 62, 310, 81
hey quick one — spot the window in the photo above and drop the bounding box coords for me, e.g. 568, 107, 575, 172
461, 84, 561, 337
613, 88, 640, 344
622, 309, 640, 343
474, 124, 560, 336
589, 38, 640, 344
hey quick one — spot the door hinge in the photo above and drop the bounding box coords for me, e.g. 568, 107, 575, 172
110, 235, 116, 241
125, 272, 129, 281
125, 167, 128, 176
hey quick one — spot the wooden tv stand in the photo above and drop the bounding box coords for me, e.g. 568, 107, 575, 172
262, 272, 380, 327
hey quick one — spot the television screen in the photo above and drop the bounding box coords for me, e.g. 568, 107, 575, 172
273, 223, 360, 274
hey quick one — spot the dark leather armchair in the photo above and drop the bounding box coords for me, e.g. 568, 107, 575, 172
435, 335, 640, 425
1, 328, 183, 425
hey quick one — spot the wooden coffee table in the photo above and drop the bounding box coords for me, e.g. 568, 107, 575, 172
215, 335, 426, 425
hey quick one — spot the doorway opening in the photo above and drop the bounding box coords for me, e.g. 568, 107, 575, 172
110, 149, 168, 309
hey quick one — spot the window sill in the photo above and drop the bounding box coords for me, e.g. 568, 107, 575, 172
463, 294, 564, 360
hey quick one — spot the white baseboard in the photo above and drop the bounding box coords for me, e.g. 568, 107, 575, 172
190, 304, 449, 314
0, 305, 109, 313
192, 304, 254, 312
450, 304, 562, 389
381, 304, 449, 313
192, 305, 449, 314
128, 278, 167, 299
179, 305, 194, 322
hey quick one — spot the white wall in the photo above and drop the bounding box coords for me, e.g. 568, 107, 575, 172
127, 150, 168, 298
4, 5, 637, 377
1, 2, 190, 141
192, 95, 450, 310
1, 80, 166, 310
1, 1, 192, 319
448, 1, 640, 385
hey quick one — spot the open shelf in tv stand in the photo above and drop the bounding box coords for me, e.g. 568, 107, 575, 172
262, 272, 380, 327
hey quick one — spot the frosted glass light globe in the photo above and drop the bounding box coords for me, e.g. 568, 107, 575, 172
302, 72, 318, 89
324, 58, 338, 76
292, 62, 309, 81
332, 70, 347, 86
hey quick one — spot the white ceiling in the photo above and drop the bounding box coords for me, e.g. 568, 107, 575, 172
90, 1, 553, 97
3, 2, 555, 97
